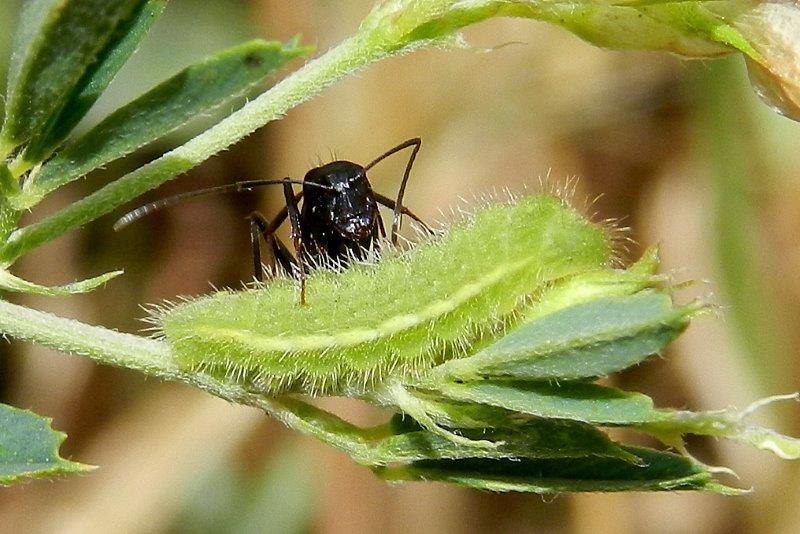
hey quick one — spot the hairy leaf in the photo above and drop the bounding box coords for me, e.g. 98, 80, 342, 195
0, 165, 19, 241
159, 196, 611, 396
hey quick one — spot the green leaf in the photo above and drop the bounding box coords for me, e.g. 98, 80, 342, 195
19, 0, 168, 166
519, 245, 662, 324
426, 292, 693, 382
0, 268, 122, 295
0, 199, 18, 244
374, 416, 642, 464
0, 402, 93, 485
19, 38, 310, 208
376, 447, 742, 494
272, 398, 641, 466
0, 163, 17, 197
1, 0, 145, 150
647, 394, 800, 459
0, 164, 20, 241
431, 380, 664, 425
401, 1, 756, 58
430, 381, 800, 459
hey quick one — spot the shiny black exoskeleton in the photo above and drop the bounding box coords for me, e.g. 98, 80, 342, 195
115, 138, 428, 304
300, 160, 380, 262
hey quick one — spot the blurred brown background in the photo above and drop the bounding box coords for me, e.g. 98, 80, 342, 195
2, 1, 800, 533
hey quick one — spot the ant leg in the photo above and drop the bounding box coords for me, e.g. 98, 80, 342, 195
282, 178, 307, 305
375, 209, 387, 239
365, 138, 421, 245
249, 216, 264, 282
248, 211, 297, 280
373, 193, 432, 235
244, 190, 305, 281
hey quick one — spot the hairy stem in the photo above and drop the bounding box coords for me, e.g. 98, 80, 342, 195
0, 299, 378, 459
0, 299, 177, 377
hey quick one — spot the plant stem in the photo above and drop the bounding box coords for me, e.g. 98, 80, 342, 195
0, 298, 378, 459
0, 298, 177, 377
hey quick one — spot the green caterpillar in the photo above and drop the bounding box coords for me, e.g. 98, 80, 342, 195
157, 194, 614, 396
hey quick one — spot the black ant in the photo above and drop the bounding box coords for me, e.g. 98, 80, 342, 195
115, 138, 429, 304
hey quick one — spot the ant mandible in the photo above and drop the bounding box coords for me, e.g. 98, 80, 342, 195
115, 138, 429, 304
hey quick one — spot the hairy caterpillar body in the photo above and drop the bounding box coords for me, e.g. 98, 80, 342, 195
158, 195, 613, 396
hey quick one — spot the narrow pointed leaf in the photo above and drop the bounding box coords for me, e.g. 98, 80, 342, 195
0, 403, 93, 485
433, 380, 663, 424
0, 268, 122, 295
1, 0, 144, 150
427, 292, 693, 382
373, 417, 642, 464
432, 380, 800, 460
21, 38, 310, 206
376, 447, 742, 494
20, 0, 168, 165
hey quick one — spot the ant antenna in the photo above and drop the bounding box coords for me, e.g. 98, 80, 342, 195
114, 179, 329, 231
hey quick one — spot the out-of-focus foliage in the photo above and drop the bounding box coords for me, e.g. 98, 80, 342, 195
173, 440, 318, 534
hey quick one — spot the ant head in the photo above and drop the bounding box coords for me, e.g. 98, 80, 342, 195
303, 161, 376, 240
304, 161, 367, 193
